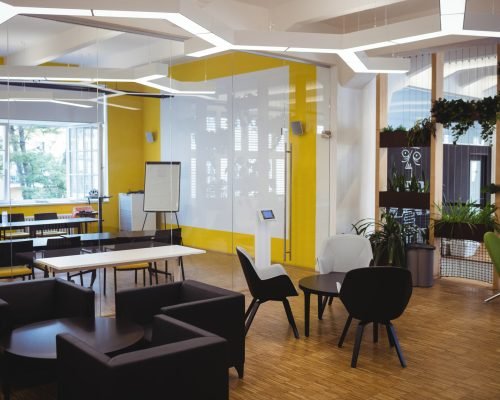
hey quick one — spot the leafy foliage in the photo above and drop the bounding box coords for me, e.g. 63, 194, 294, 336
407, 118, 435, 146
388, 168, 429, 193
353, 212, 420, 268
431, 95, 499, 144
433, 201, 499, 232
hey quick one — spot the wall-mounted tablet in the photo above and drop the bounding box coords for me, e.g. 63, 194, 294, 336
260, 209, 275, 220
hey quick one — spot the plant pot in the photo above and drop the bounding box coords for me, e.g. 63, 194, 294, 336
380, 131, 431, 148
379, 191, 430, 209
434, 222, 490, 242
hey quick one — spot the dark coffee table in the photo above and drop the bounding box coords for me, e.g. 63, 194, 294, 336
4, 317, 144, 359
298, 272, 346, 337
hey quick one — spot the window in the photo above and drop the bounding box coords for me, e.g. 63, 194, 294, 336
0, 121, 107, 204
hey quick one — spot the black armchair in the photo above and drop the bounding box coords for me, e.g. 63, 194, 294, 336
236, 246, 299, 339
0, 278, 95, 399
57, 315, 228, 400
338, 267, 413, 368
115, 279, 245, 378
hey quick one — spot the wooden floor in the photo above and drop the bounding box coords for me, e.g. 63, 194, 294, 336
8, 250, 500, 399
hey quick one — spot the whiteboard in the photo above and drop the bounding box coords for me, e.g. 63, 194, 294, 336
144, 162, 181, 212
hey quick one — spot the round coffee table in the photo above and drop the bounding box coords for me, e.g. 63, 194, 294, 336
298, 272, 346, 337
4, 317, 144, 359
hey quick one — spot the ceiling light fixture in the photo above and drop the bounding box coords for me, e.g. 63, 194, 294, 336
186, 47, 228, 58
17, 7, 92, 16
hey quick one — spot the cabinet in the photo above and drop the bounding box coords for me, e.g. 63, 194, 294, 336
119, 193, 156, 231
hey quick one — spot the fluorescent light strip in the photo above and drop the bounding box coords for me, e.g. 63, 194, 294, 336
440, 0, 466, 15
95, 100, 141, 111
197, 33, 232, 48
231, 45, 288, 52
186, 47, 228, 58
93, 10, 167, 19
0, 98, 92, 108
287, 48, 338, 53
52, 100, 92, 108
163, 13, 209, 35
441, 14, 465, 32
0, 2, 17, 24
17, 7, 92, 16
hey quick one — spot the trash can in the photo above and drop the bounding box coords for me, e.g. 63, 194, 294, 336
406, 244, 435, 287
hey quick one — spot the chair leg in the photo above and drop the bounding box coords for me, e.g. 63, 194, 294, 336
373, 322, 378, 343
245, 299, 260, 336
79, 271, 84, 286
179, 257, 185, 280
351, 322, 366, 368
484, 291, 500, 303
235, 364, 244, 379
387, 323, 407, 368
328, 295, 334, 306
103, 268, 107, 296
134, 269, 138, 284
385, 323, 394, 347
142, 269, 146, 286
282, 299, 299, 339
245, 298, 257, 320
318, 295, 328, 320
113, 268, 118, 293
338, 315, 353, 348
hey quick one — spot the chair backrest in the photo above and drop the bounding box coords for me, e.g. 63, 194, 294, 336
0, 240, 34, 267
154, 229, 182, 245
236, 246, 262, 299
484, 232, 500, 273
7, 213, 25, 223
46, 236, 81, 250
340, 266, 412, 323
34, 212, 58, 220
318, 234, 373, 274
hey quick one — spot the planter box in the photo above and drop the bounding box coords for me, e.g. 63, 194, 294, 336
379, 191, 430, 209
379, 131, 430, 148
434, 222, 490, 242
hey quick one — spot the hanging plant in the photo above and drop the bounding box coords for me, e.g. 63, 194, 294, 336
431, 95, 500, 144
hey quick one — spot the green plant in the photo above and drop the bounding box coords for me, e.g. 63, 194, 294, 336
353, 212, 420, 267
381, 125, 395, 133
407, 118, 436, 146
482, 183, 500, 194
431, 95, 500, 144
388, 168, 429, 193
433, 201, 499, 232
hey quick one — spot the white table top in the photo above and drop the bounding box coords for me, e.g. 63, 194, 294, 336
35, 245, 206, 273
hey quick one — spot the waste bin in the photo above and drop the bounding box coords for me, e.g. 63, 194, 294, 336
406, 244, 435, 287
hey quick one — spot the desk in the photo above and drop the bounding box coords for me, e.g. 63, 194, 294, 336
0, 217, 98, 239
3, 317, 144, 360
298, 272, 346, 337
35, 244, 206, 274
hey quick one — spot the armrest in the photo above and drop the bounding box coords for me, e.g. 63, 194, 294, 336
151, 314, 220, 346
56, 333, 109, 400
55, 279, 95, 319
0, 298, 11, 336
115, 283, 182, 325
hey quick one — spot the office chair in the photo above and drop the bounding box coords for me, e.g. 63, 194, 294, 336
338, 266, 412, 368
34, 212, 67, 237
4, 214, 29, 239
484, 232, 500, 303
236, 246, 299, 338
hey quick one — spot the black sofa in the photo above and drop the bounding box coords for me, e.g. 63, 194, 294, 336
57, 314, 228, 400
115, 279, 245, 377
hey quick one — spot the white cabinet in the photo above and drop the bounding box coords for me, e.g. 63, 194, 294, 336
119, 193, 156, 231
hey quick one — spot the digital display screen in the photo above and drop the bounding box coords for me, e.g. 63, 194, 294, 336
261, 210, 275, 220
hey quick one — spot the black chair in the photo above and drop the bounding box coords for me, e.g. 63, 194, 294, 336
115, 280, 245, 378
0, 240, 34, 280
236, 246, 299, 339
0, 278, 95, 399
4, 214, 29, 239
56, 315, 228, 400
34, 212, 67, 237
150, 228, 184, 282
338, 267, 413, 368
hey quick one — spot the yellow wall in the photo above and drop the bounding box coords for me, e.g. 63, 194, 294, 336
171, 53, 317, 269
143, 97, 161, 162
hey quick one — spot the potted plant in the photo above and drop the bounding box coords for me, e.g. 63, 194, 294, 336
353, 212, 420, 268
379, 169, 430, 209
379, 119, 435, 148
433, 201, 499, 243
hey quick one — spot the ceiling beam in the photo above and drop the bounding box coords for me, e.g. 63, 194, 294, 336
5, 24, 123, 66
270, 0, 407, 31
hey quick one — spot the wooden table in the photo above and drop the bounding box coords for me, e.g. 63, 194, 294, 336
35, 244, 206, 274
298, 272, 346, 337
0, 217, 98, 239
3, 317, 144, 360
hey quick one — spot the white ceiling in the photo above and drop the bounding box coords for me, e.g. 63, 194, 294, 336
0, 0, 498, 75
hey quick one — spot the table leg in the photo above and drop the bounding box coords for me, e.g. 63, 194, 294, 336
318, 295, 328, 320
304, 291, 311, 337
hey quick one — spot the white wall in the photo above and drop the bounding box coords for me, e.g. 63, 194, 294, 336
335, 78, 376, 234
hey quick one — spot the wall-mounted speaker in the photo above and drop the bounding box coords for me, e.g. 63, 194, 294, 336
145, 131, 155, 143
291, 121, 304, 135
